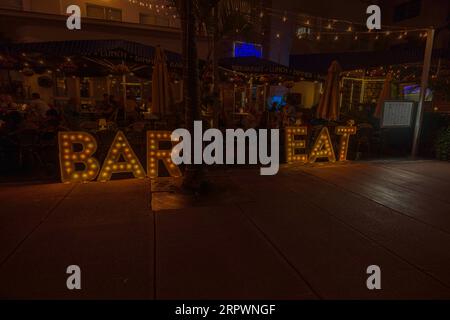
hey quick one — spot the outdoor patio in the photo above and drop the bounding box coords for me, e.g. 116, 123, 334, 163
1, 160, 450, 299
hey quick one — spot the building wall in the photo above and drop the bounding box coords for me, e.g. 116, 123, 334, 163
0, 1, 211, 59
267, 0, 383, 63
380, 0, 450, 49
22, 0, 180, 26
291, 81, 321, 108
0, 0, 23, 10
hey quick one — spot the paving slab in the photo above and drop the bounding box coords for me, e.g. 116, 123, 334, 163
0, 183, 75, 263
0, 179, 153, 299
155, 205, 317, 300
1, 161, 450, 299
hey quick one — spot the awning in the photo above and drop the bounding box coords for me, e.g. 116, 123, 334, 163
290, 47, 450, 74
0, 39, 182, 67
219, 56, 318, 80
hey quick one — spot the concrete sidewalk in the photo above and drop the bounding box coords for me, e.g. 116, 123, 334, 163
0, 180, 154, 299
1, 160, 450, 299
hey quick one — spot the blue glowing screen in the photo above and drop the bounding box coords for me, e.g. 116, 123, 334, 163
234, 42, 263, 58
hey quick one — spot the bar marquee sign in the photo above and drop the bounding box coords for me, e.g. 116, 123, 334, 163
58, 124, 357, 183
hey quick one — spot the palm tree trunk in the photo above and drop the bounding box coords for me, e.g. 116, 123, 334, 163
180, 0, 203, 190
212, 4, 221, 129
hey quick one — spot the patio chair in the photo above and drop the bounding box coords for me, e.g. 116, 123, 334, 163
39, 129, 60, 176
355, 123, 374, 160
17, 129, 42, 169
125, 124, 146, 156
95, 129, 119, 161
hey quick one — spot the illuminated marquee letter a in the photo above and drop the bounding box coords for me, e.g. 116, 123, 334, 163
98, 131, 146, 182
66, 5, 81, 30
58, 132, 100, 183
309, 127, 336, 164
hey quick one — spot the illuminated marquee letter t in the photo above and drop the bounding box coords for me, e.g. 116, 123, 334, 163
335, 122, 357, 162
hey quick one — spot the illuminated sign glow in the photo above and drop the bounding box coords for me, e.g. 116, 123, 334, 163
59, 125, 357, 183
233, 41, 263, 58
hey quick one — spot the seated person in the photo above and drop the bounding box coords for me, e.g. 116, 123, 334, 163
29, 93, 50, 120
3, 95, 17, 112
98, 94, 114, 118
125, 95, 138, 122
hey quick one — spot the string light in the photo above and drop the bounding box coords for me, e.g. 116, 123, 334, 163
125, 1, 429, 46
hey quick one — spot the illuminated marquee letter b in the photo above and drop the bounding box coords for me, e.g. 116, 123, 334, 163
58, 132, 100, 183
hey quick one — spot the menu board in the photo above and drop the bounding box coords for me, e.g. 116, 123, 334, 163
381, 101, 415, 128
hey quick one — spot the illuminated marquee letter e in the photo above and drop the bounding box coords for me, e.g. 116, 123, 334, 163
285, 126, 308, 164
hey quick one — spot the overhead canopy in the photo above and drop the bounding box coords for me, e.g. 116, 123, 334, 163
219, 56, 318, 80
290, 47, 450, 74
0, 39, 182, 67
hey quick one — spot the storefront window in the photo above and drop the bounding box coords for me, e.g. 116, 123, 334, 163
140, 13, 180, 28
80, 77, 91, 98
87, 4, 122, 21
92, 77, 108, 100
54, 76, 68, 97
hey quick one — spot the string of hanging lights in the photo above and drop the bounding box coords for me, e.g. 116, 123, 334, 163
127, 0, 178, 17
125, 1, 430, 43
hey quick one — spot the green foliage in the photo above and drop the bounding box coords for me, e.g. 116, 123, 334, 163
435, 126, 450, 161
430, 76, 450, 101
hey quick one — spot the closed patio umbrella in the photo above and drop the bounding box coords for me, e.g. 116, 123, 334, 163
316, 60, 342, 121
152, 46, 172, 117
374, 73, 392, 118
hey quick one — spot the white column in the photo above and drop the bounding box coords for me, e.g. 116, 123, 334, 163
412, 28, 435, 157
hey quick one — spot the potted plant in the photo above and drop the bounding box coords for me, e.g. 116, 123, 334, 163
435, 126, 450, 161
